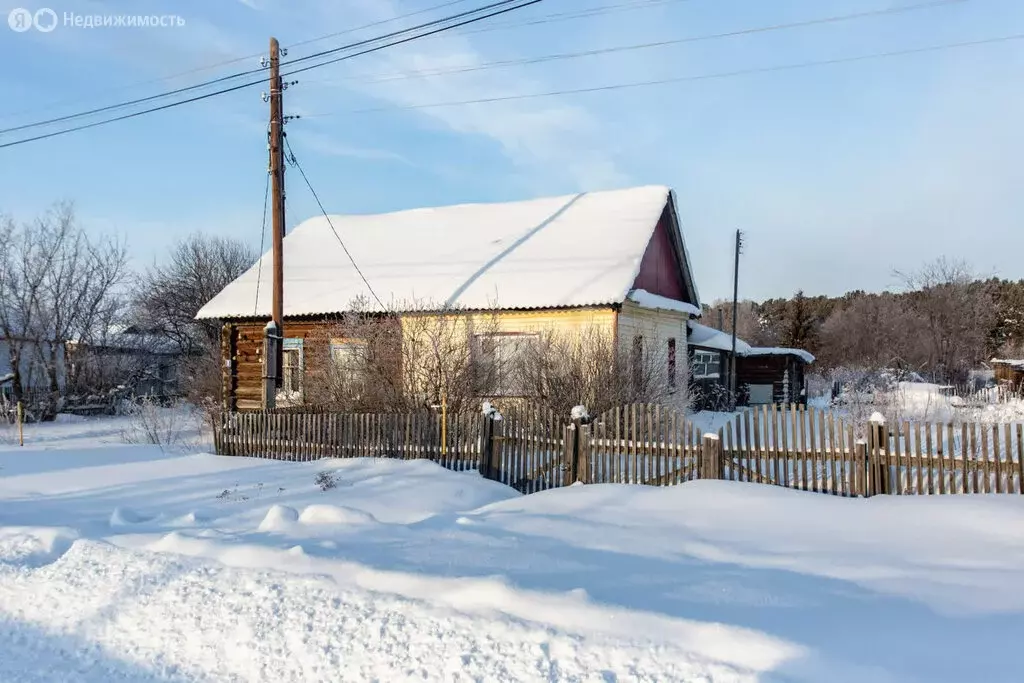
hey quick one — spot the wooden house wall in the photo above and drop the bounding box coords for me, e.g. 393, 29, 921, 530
736, 355, 807, 405
631, 209, 686, 301
993, 362, 1024, 389
222, 307, 620, 411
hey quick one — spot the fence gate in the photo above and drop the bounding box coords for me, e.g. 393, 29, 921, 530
585, 404, 702, 485
480, 406, 570, 494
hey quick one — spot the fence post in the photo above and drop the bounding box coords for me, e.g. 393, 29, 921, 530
563, 423, 577, 486
490, 418, 504, 482
868, 414, 888, 495
855, 440, 869, 497
16, 401, 24, 447
701, 433, 721, 480
479, 415, 495, 479
576, 423, 591, 484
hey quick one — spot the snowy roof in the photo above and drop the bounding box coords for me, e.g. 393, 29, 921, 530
628, 289, 701, 317
991, 358, 1024, 369
197, 186, 699, 319
687, 321, 752, 353
743, 347, 816, 364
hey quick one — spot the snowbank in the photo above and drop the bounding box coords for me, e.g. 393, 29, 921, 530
3, 417, 1024, 682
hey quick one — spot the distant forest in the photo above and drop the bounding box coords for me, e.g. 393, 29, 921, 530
703, 259, 1024, 383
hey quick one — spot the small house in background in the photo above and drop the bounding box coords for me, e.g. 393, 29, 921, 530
685, 321, 814, 409
991, 359, 1024, 391
65, 326, 182, 401
735, 348, 815, 405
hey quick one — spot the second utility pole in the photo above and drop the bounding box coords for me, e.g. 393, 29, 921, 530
729, 229, 742, 409
263, 36, 286, 409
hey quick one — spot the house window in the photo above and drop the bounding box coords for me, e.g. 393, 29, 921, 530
474, 333, 537, 396
691, 350, 721, 380
279, 338, 304, 402
668, 338, 677, 389
329, 340, 366, 386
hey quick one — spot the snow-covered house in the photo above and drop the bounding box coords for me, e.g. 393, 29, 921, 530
197, 186, 702, 411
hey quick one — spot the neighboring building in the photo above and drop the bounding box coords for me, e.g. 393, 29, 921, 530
0, 337, 65, 400
197, 186, 703, 411
65, 326, 183, 399
735, 349, 815, 405
686, 321, 814, 408
991, 359, 1024, 391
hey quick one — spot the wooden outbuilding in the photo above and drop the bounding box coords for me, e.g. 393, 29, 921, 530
991, 359, 1024, 391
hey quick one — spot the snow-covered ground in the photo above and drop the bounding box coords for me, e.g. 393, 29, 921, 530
2, 416, 1024, 682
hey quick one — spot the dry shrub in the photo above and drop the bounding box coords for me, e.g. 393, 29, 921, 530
303, 300, 501, 413
512, 325, 692, 417
121, 396, 201, 450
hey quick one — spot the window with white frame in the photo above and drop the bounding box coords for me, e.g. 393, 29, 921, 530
473, 333, 538, 396
329, 339, 367, 387
278, 338, 304, 402
691, 349, 721, 380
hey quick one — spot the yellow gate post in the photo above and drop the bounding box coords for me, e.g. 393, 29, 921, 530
16, 401, 24, 447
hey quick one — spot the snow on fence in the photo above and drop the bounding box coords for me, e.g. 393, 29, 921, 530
214, 403, 1024, 497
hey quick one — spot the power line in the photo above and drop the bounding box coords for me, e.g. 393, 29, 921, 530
278, 0, 543, 78
459, 0, 694, 35
0, 0, 542, 149
254, 168, 271, 316
285, 0, 524, 66
0, 0, 533, 135
302, 0, 964, 86
0, 0, 484, 124
305, 33, 1024, 116
283, 135, 387, 311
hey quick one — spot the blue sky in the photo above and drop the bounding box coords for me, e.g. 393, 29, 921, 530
0, 0, 1021, 303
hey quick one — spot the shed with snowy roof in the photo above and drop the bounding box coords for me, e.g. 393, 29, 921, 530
198, 186, 704, 411
686, 320, 815, 409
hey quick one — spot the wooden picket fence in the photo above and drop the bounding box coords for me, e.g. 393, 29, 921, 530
718, 404, 1024, 496
215, 410, 484, 472
213, 403, 1024, 497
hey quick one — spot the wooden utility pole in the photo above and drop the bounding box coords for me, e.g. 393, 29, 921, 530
729, 230, 743, 409
263, 36, 286, 409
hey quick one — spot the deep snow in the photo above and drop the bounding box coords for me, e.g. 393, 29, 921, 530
2, 415, 1024, 682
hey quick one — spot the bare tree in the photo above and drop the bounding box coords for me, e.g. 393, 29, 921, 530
136, 234, 257, 356
896, 258, 995, 382
704, 299, 778, 346
0, 203, 127, 417
818, 294, 922, 370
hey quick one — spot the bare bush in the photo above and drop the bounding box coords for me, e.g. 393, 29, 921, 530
315, 471, 339, 491
120, 397, 200, 450
303, 300, 501, 413
512, 325, 692, 416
